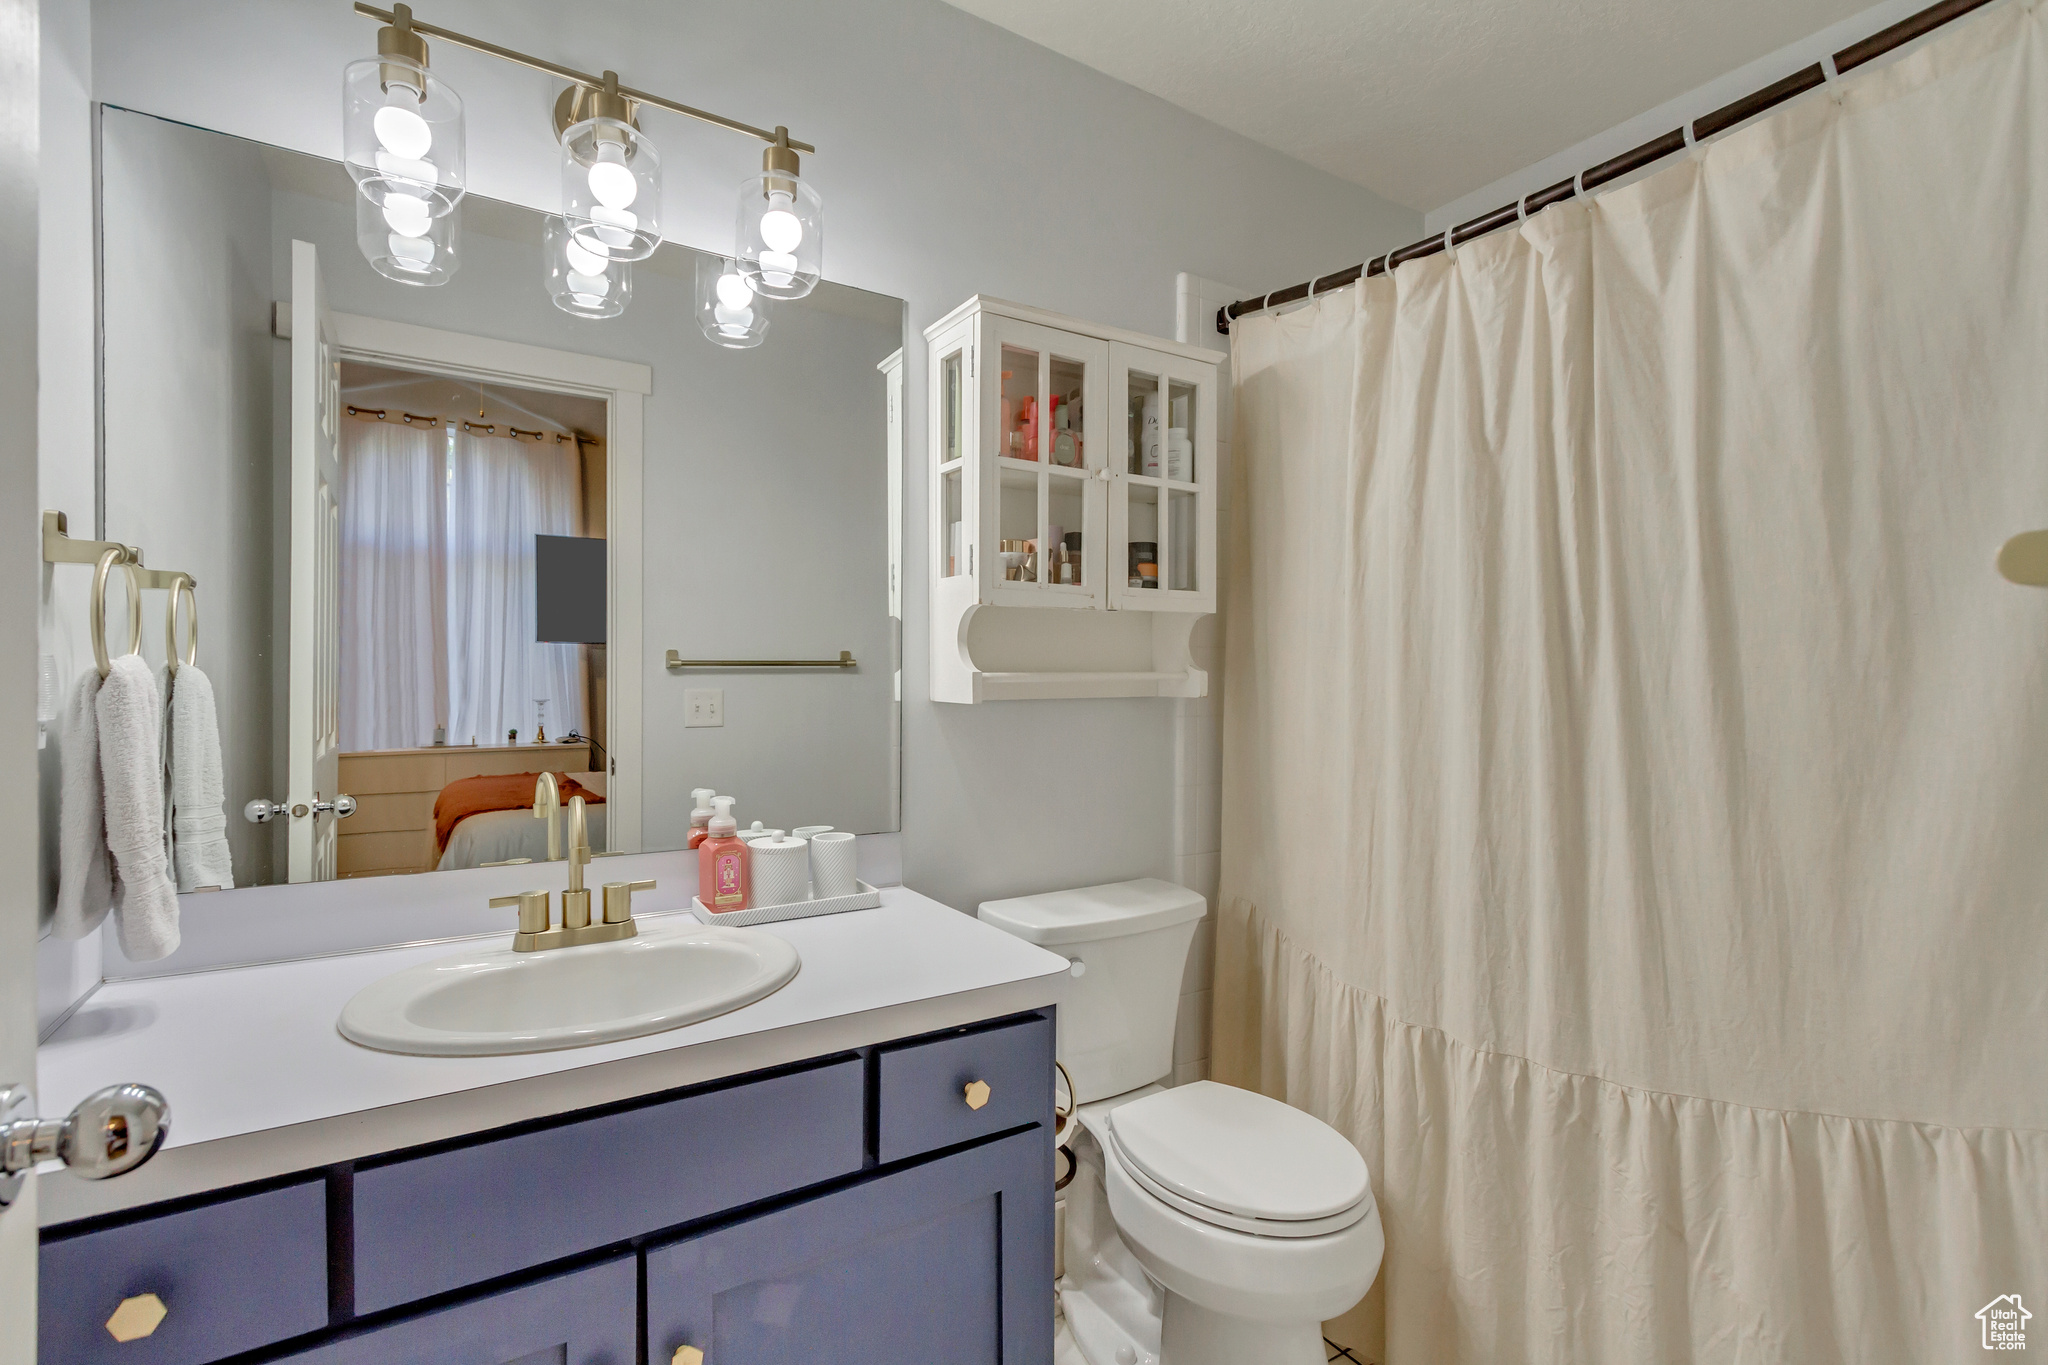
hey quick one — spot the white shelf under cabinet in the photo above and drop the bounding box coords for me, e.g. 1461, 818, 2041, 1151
924, 296, 1224, 704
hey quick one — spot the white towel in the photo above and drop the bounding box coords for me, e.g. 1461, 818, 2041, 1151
167, 664, 234, 892
52, 668, 112, 938
97, 654, 179, 960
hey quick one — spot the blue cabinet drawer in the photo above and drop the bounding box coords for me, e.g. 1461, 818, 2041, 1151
646, 1126, 1054, 1365
272, 1254, 633, 1365
353, 1057, 865, 1313
40, 1180, 328, 1365
875, 1013, 1054, 1164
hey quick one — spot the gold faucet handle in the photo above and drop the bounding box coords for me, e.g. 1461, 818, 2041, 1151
490, 890, 552, 935
602, 879, 656, 925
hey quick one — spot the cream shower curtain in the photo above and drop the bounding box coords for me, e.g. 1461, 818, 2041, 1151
1215, 6, 2048, 1362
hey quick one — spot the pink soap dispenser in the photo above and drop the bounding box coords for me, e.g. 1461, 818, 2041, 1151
697, 796, 750, 912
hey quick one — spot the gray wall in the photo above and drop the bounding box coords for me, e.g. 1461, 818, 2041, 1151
82, 0, 1423, 914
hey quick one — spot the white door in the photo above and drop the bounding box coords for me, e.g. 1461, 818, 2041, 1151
288, 241, 343, 883
975, 313, 1109, 609
1106, 342, 1219, 615
1, 2, 39, 1341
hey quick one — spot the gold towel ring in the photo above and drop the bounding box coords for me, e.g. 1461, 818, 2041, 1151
164, 573, 197, 675
91, 547, 142, 680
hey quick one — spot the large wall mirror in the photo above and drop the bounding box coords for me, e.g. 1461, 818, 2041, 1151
64, 106, 902, 897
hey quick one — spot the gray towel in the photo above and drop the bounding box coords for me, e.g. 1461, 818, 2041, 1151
52, 668, 112, 938
167, 665, 234, 892
97, 654, 179, 960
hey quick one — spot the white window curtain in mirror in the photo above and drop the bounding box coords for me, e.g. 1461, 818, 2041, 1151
1215, 7, 2048, 1362
338, 421, 447, 752
445, 430, 588, 747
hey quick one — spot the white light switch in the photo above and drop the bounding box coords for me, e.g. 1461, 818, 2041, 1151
684, 688, 724, 728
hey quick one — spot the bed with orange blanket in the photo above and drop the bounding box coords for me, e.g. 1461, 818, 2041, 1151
433, 772, 606, 870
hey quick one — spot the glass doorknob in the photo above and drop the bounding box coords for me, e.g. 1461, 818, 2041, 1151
0, 1082, 170, 1205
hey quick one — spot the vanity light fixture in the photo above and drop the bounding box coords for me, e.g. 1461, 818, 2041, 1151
348, 4, 823, 335
696, 254, 769, 349
555, 77, 661, 263
342, 4, 465, 223
545, 215, 631, 319
357, 185, 460, 285
737, 128, 823, 300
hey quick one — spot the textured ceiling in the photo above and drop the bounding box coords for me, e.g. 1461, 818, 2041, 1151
940, 0, 1873, 211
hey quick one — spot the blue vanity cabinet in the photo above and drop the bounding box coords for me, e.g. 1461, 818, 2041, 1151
39, 1179, 328, 1365
269, 1253, 635, 1365
351, 1057, 866, 1312
645, 1126, 1053, 1364
37, 1009, 1056, 1364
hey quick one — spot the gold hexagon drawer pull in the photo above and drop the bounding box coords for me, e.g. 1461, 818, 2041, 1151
105, 1293, 167, 1343
963, 1079, 992, 1111
672, 1347, 705, 1365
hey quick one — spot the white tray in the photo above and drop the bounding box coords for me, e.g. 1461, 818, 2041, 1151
689, 880, 883, 926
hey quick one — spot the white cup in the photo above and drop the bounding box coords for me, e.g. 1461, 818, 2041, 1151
808, 831, 859, 899
792, 825, 834, 840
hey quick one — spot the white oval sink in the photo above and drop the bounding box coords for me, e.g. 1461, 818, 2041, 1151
337, 921, 801, 1056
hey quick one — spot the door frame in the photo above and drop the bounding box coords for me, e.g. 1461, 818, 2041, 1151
302, 312, 653, 852
0, 0, 41, 1349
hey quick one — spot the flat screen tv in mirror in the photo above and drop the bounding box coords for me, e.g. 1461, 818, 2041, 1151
62, 105, 903, 898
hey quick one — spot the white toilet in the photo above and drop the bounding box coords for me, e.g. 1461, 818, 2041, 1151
979, 879, 1383, 1365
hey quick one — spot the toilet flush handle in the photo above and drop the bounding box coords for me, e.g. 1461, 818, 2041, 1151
1066, 957, 1086, 977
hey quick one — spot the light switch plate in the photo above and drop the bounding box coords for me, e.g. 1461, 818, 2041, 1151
684, 688, 724, 727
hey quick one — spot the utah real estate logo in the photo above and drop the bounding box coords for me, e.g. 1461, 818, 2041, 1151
1978, 1295, 2030, 1350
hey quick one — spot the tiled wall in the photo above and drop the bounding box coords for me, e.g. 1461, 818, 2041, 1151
1168, 275, 1241, 1087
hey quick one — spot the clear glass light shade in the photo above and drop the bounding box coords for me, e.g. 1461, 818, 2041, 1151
545, 216, 632, 319
696, 253, 768, 348
356, 190, 459, 285
560, 117, 661, 262
342, 56, 465, 216
735, 170, 822, 300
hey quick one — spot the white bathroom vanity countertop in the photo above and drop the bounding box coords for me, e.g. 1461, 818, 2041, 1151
36, 885, 1069, 1226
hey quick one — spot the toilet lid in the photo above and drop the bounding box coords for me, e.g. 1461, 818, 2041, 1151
1107, 1081, 1371, 1225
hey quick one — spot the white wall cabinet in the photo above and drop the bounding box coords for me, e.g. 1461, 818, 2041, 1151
925, 297, 1224, 703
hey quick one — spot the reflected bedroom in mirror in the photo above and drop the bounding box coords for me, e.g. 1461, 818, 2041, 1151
41, 105, 902, 941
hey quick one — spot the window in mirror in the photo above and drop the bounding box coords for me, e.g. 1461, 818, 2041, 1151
336, 365, 609, 878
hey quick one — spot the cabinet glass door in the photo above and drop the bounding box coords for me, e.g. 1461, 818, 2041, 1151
1109, 342, 1216, 613
934, 334, 972, 580
978, 314, 1108, 609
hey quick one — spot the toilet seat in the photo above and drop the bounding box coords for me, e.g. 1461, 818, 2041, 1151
1105, 1081, 1373, 1240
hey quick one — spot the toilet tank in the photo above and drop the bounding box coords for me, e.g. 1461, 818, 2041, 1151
978, 878, 1206, 1104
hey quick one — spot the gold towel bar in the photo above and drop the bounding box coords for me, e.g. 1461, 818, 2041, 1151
43, 510, 196, 592
665, 650, 856, 670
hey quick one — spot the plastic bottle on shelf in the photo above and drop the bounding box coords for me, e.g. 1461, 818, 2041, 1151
697, 796, 750, 912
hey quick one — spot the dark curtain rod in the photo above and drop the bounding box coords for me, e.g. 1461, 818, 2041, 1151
1219, 0, 1997, 334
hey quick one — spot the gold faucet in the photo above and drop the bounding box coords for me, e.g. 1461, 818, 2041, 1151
563, 794, 593, 928
491, 794, 653, 952
533, 772, 562, 862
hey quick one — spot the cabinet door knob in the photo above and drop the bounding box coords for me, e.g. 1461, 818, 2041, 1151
105, 1292, 167, 1342
964, 1079, 992, 1111
672, 1347, 705, 1365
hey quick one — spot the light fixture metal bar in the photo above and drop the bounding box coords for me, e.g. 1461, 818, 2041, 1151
351, 3, 816, 153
